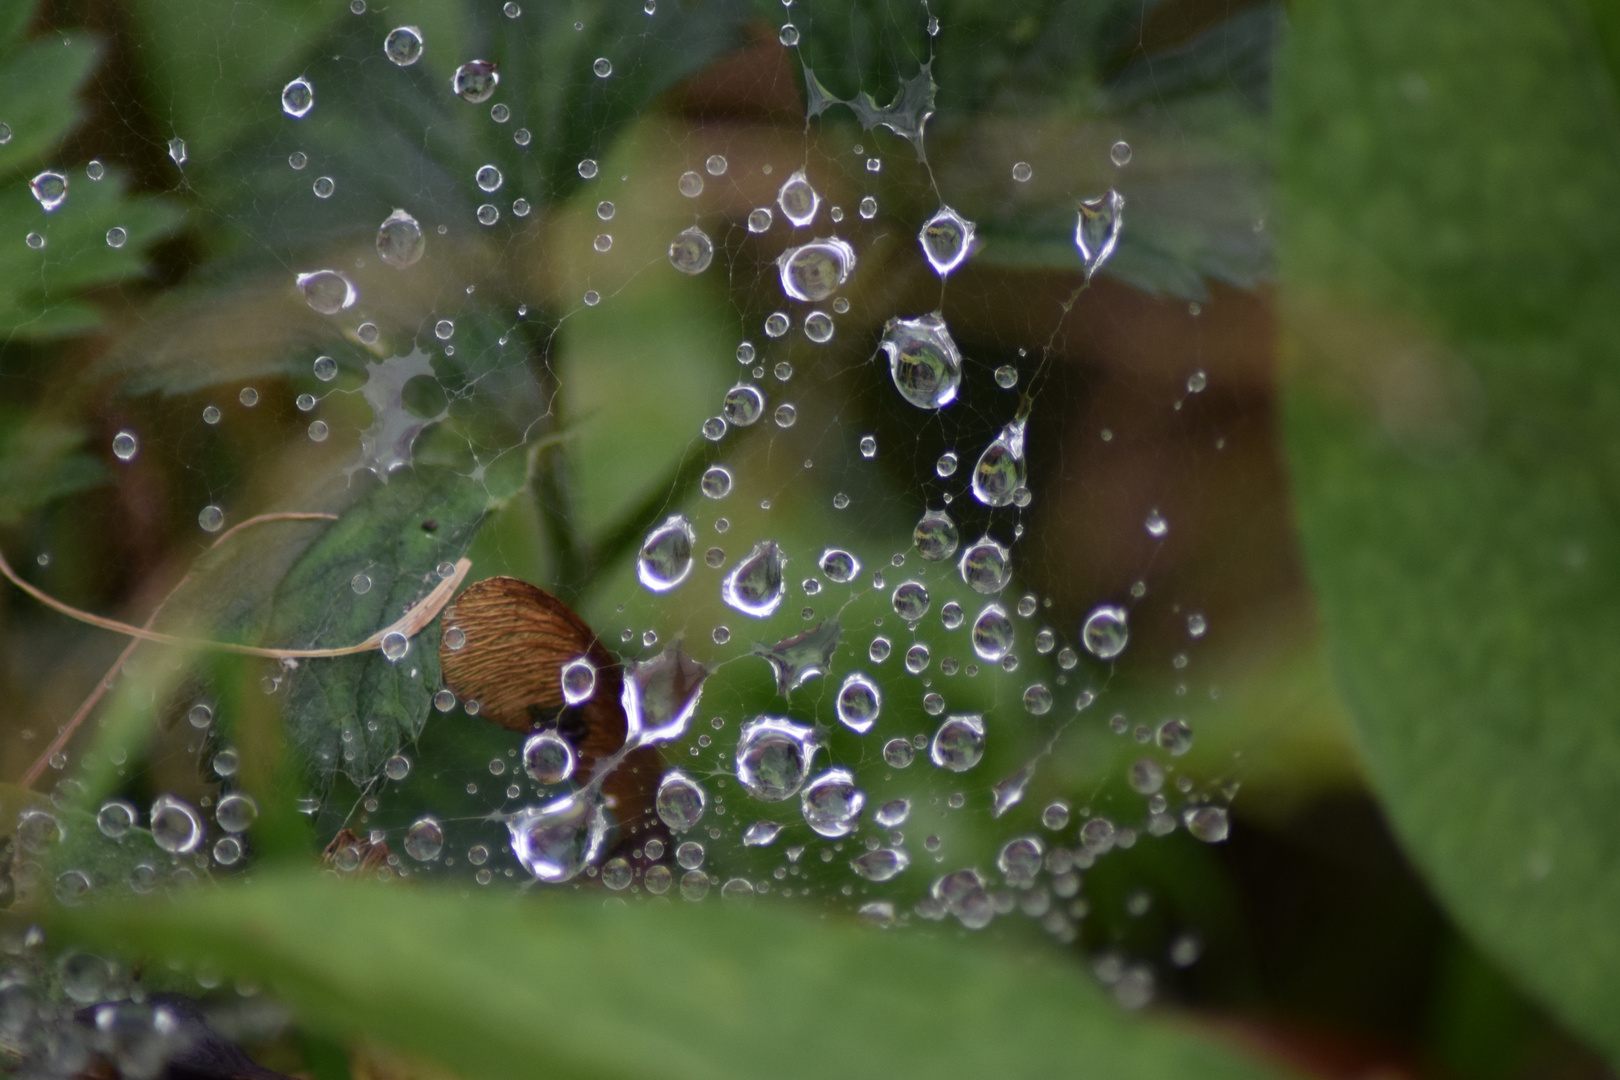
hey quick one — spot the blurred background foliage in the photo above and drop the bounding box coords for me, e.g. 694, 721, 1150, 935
0, 0, 1616, 1076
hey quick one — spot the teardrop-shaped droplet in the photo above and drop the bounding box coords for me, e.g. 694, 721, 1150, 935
776, 169, 820, 227
451, 60, 500, 102
722, 540, 785, 617
971, 603, 1015, 661
655, 769, 707, 832
876, 313, 962, 410
560, 656, 597, 705
384, 26, 425, 66
30, 170, 67, 212
735, 716, 817, 801
913, 509, 959, 561
777, 238, 856, 302
295, 269, 357, 314
959, 536, 1010, 595
638, 513, 696, 592
918, 205, 975, 276
971, 419, 1027, 507
929, 714, 985, 772
508, 792, 608, 882
801, 767, 864, 837
281, 77, 314, 118
375, 209, 425, 268
669, 226, 714, 274
1082, 604, 1128, 659
835, 671, 882, 733
1075, 190, 1124, 278
522, 730, 577, 784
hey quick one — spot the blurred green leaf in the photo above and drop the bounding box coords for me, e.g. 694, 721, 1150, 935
59, 871, 1298, 1080
1279, 0, 1620, 1063
0, 37, 97, 175
0, 410, 108, 524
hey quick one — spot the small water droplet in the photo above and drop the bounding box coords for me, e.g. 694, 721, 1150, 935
475, 164, 504, 193
313, 175, 335, 198
678, 169, 704, 196
560, 657, 597, 704
404, 816, 444, 860
1075, 190, 1125, 278
198, 505, 225, 532
1184, 805, 1227, 843
735, 717, 817, 800
150, 794, 204, 854
105, 226, 127, 249
97, 799, 138, 839
669, 225, 714, 274
452, 60, 499, 102
918, 205, 975, 276
1110, 140, 1132, 166
1012, 161, 1032, 183
593, 56, 613, 78
656, 770, 708, 832
892, 580, 930, 620
994, 364, 1018, 389
776, 169, 820, 227
836, 672, 882, 733
882, 737, 914, 768
959, 536, 1010, 594
1082, 605, 1128, 659
296, 269, 357, 314
801, 767, 863, 837
30, 170, 67, 212
281, 77, 314, 118
638, 514, 696, 592
381, 631, 409, 662
168, 137, 187, 165
1145, 509, 1168, 538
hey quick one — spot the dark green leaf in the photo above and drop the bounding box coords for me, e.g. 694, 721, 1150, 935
1279, 0, 1620, 1062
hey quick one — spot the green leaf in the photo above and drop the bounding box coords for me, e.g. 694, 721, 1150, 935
1278, 0, 1620, 1063
267, 466, 487, 786
0, 37, 97, 175
58, 872, 1297, 1080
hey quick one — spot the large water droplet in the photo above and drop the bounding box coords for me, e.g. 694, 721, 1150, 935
913, 509, 959, 561
776, 169, 820, 227
560, 657, 597, 705
851, 847, 910, 882
723, 383, 764, 426
281, 77, 314, 118
735, 716, 817, 801
623, 642, 709, 746
876, 313, 962, 410
959, 536, 1010, 594
296, 269, 357, 314
971, 419, 1027, 507
701, 465, 733, 499
971, 603, 1014, 661
522, 730, 576, 784
656, 770, 707, 832
385, 26, 424, 65
475, 164, 504, 192
919, 205, 975, 275
892, 580, 930, 620
30, 170, 67, 212
1075, 190, 1124, 278
819, 547, 860, 583
754, 619, 841, 696
149, 795, 203, 854
722, 540, 785, 617
405, 816, 444, 860
835, 671, 882, 732
669, 226, 714, 274
929, 714, 985, 772
451, 60, 499, 102
638, 514, 696, 592
375, 209, 425, 268
1081, 604, 1128, 659
215, 793, 258, 833
801, 767, 864, 837
777, 238, 856, 302
509, 792, 608, 882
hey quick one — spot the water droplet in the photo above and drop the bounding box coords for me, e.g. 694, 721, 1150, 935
779, 23, 800, 46
678, 169, 704, 196
313, 355, 338, 381
350, 572, 372, 595
1184, 805, 1227, 843
477, 203, 500, 225
491, 103, 510, 123
560, 657, 597, 705
819, 548, 860, 582
774, 403, 797, 427
743, 821, 782, 847
994, 365, 1019, 389
764, 311, 790, 338
971, 419, 1027, 507
105, 226, 128, 249
1110, 140, 1132, 166
836, 672, 882, 733
1082, 604, 1128, 659
722, 383, 764, 427
877, 313, 963, 409
198, 505, 225, 532
1145, 509, 1168, 538
96, 799, 137, 839
904, 643, 931, 674
696, 465, 734, 501
959, 536, 1010, 594
1187, 369, 1207, 394
110, 430, 139, 461
930, 714, 985, 772
1075, 190, 1125, 278
735, 716, 817, 801
238, 386, 259, 408
777, 238, 856, 302
702, 417, 727, 440
851, 847, 910, 882
1187, 612, 1207, 638
911, 509, 960, 563
1129, 758, 1165, 795
0, 123, 10, 145
150, 795, 203, 854
801, 767, 863, 837
919, 205, 975, 275
510, 792, 608, 882
1012, 161, 1032, 183
24, 232, 44, 249
281, 77, 314, 117
722, 540, 786, 617
401, 816, 443, 861
592, 56, 613, 78
212, 748, 239, 777
876, 736, 913, 769
856, 434, 877, 459
969, 604, 1015, 662
1041, 800, 1072, 831
656, 770, 708, 832
313, 175, 335, 198
475, 164, 503, 193
869, 635, 891, 662
799, 312, 833, 344
214, 793, 258, 834
892, 580, 930, 620
1156, 718, 1193, 756
30, 170, 67, 212
452, 60, 499, 102
593, 233, 612, 252
167, 137, 187, 165
747, 207, 774, 233
522, 730, 576, 784
776, 169, 820, 227
289, 151, 307, 169
380, 631, 409, 662
638, 513, 696, 592
385, 751, 413, 780
669, 226, 714, 274
296, 269, 357, 314
1023, 683, 1052, 714
578, 158, 599, 179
